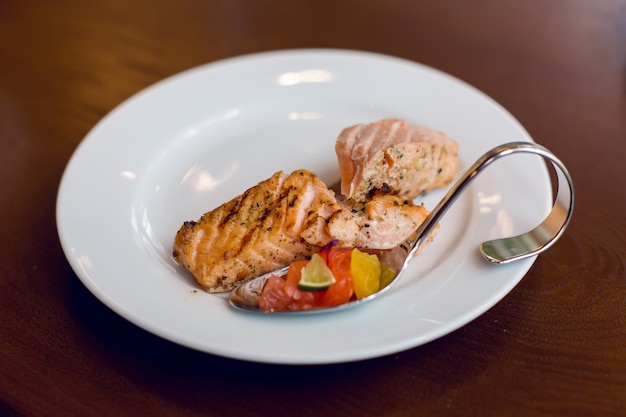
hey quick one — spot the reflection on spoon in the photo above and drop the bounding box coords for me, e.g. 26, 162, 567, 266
229, 142, 574, 314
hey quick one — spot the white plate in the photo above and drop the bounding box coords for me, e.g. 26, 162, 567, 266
56, 49, 551, 364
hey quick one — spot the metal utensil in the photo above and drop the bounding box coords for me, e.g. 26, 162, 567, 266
229, 141, 574, 314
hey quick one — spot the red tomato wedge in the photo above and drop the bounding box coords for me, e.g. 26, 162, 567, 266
319, 246, 354, 306
257, 275, 292, 311
258, 260, 323, 311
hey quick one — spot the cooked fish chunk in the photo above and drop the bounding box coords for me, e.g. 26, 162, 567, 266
335, 118, 459, 202
173, 170, 328, 292
307, 193, 430, 250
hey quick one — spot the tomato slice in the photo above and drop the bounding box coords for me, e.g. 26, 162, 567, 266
350, 248, 381, 299
320, 246, 354, 306
259, 260, 324, 311
285, 261, 325, 309
258, 275, 293, 311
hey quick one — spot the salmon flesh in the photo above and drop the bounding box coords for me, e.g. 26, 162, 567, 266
335, 118, 459, 202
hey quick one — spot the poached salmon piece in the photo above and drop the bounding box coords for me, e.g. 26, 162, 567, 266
335, 118, 459, 202
173, 169, 430, 292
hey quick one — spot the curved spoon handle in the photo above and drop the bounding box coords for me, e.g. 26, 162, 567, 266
406, 141, 574, 267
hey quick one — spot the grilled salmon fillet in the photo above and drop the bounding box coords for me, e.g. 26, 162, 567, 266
173, 169, 430, 292
335, 118, 459, 202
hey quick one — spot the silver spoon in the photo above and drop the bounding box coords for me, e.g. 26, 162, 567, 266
229, 141, 574, 314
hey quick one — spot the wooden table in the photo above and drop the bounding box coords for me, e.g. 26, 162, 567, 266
1, 1, 625, 415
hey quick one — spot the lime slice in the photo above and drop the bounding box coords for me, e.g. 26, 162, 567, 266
298, 253, 336, 291
351, 249, 381, 299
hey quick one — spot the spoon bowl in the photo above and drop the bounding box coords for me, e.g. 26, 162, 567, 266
229, 141, 574, 314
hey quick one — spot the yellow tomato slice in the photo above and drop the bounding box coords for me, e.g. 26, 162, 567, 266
350, 249, 381, 299
379, 262, 397, 289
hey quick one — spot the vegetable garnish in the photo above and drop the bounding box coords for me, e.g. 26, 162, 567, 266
298, 253, 336, 291
350, 248, 381, 299
258, 242, 396, 311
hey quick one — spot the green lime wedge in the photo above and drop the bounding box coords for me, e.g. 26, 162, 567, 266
298, 253, 336, 291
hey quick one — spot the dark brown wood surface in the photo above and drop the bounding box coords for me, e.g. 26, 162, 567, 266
1, 1, 625, 416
